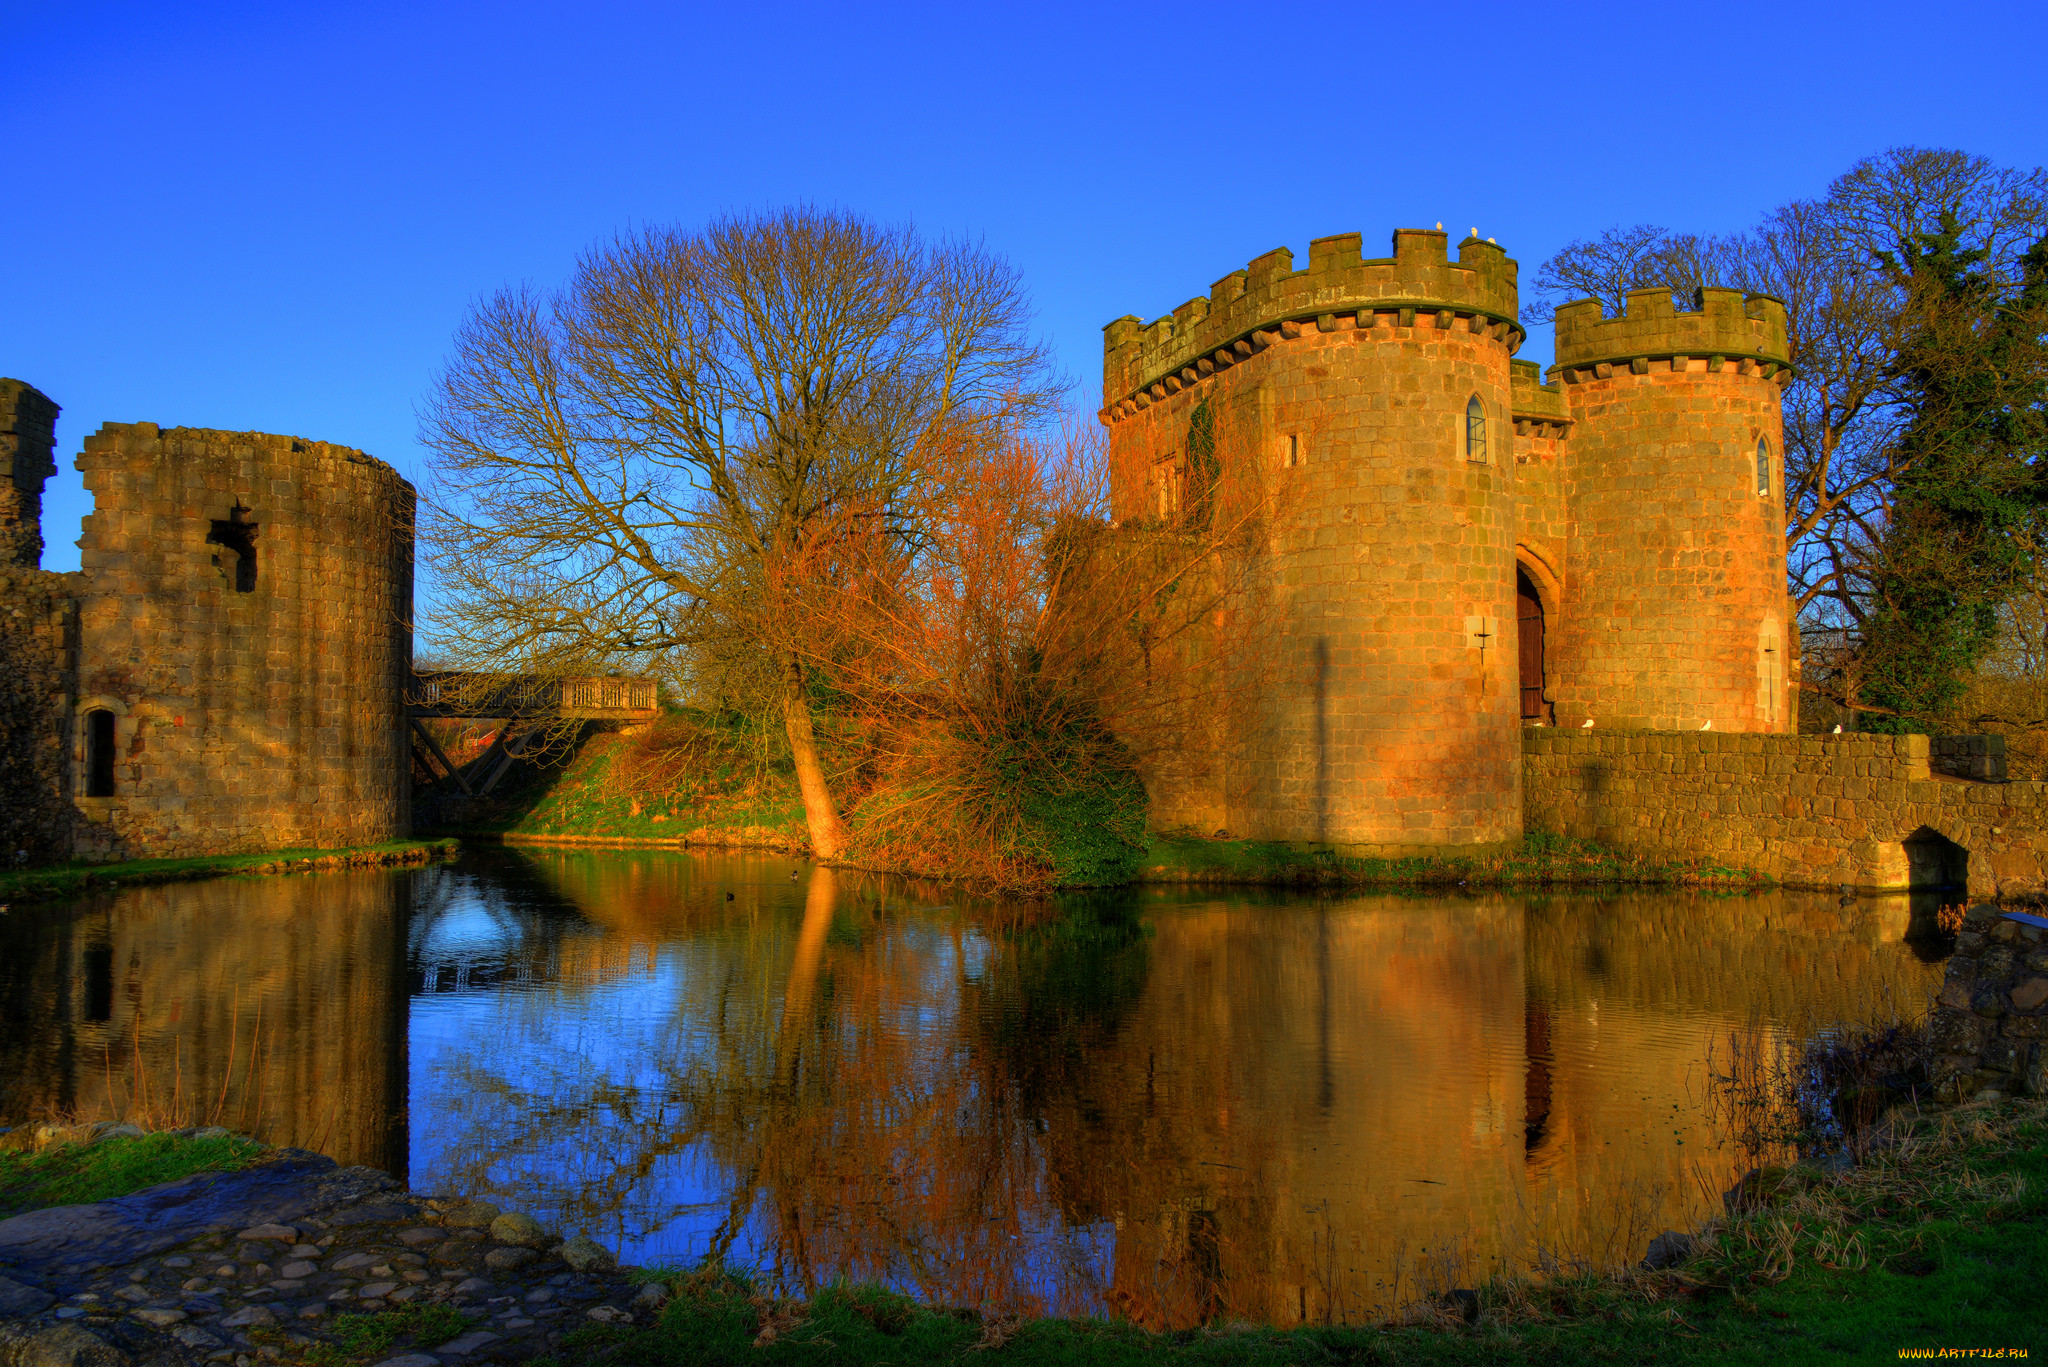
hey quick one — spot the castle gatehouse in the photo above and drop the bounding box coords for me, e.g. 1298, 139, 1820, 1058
1099, 228, 1794, 852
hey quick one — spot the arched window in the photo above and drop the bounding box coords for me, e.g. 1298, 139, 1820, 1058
1465, 395, 1487, 463
1756, 437, 1771, 498
84, 709, 116, 797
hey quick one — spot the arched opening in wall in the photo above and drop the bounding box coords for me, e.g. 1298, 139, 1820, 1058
1901, 826, 1968, 891
84, 709, 116, 797
1517, 568, 1547, 721
1755, 437, 1772, 499
1465, 394, 1488, 463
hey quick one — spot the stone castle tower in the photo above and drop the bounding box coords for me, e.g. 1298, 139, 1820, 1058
0, 382, 415, 861
1100, 228, 1792, 853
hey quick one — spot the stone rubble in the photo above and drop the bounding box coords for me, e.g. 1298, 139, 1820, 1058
0, 1133, 658, 1366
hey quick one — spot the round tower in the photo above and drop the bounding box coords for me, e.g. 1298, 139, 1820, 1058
1100, 229, 1525, 852
71, 423, 415, 858
1547, 288, 1792, 731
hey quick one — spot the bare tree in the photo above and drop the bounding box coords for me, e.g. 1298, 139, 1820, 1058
1529, 149, 2048, 646
1524, 224, 1674, 323
420, 208, 1056, 858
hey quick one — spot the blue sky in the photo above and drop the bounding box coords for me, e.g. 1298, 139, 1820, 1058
4, 0, 2044, 572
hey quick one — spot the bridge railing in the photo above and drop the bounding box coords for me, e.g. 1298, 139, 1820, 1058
410, 671, 659, 719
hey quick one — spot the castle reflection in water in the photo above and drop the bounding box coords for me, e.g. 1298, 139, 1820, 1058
0, 851, 1945, 1326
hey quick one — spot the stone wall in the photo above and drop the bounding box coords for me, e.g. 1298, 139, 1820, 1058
1098, 231, 1799, 850
69, 423, 416, 859
0, 381, 59, 569
1545, 288, 1792, 733
0, 382, 77, 863
1523, 729, 2048, 896
1933, 733, 2006, 782
0, 567, 80, 863
1927, 906, 2048, 1098
1102, 230, 1525, 851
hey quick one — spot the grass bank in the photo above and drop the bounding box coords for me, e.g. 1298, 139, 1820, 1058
0, 838, 462, 907
0, 1128, 265, 1219
421, 721, 807, 851
1137, 830, 1769, 890
3, 1101, 2038, 1363
523, 1097, 2048, 1366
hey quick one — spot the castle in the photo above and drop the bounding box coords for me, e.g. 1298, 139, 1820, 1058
0, 381, 416, 863
1101, 228, 1794, 853
10, 225, 2047, 899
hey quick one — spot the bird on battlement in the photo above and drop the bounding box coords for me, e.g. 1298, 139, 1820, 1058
1581, 718, 1595, 728
1700, 719, 1712, 731
1833, 724, 1843, 734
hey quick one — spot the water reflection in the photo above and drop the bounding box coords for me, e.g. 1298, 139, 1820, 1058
0, 872, 409, 1175
0, 852, 1944, 1325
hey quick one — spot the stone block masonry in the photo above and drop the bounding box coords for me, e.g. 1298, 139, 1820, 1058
1099, 230, 1796, 851
0, 379, 418, 865
70, 423, 416, 859
0, 567, 81, 862
0, 380, 59, 568
1524, 730, 2048, 896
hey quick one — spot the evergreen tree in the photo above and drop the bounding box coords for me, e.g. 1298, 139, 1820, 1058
1861, 216, 2048, 731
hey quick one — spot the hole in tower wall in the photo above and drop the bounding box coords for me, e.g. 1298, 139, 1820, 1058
84, 709, 116, 797
206, 512, 259, 592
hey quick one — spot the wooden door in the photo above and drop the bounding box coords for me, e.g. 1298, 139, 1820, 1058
1517, 571, 1545, 719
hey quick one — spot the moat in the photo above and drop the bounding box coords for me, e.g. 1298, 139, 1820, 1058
0, 850, 1950, 1327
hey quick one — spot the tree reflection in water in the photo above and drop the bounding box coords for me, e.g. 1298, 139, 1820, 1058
6, 850, 1941, 1330
410, 853, 1147, 1318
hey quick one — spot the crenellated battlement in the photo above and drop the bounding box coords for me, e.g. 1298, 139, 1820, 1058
1551, 287, 1792, 383
1509, 359, 1570, 437
1101, 229, 1521, 416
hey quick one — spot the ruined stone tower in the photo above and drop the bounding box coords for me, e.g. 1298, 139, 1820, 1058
1100, 230, 1792, 852
69, 423, 417, 858
0, 384, 417, 861
1, 379, 60, 568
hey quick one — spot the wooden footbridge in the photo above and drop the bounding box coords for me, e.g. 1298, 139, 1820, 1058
407, 671, 659, 795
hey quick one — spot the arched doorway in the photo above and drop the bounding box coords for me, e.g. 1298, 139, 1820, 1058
1902, 826, 1969, 891
1517, 568, 1547, 721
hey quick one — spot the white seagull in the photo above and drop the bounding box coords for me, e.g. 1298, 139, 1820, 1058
1700, 719, 1713, 730
1581, 718, 1595, 728
1833, 724, 1843, 734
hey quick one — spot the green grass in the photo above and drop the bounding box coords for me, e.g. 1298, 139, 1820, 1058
515, 1100, 2045, 1367
4, 1102, 2035, 1366
0, 838, 462, 906
1137, 830, 1768, 890
0, 1130, 266, 1218
428, 726, 808, 847
300, 1305, 476, 1365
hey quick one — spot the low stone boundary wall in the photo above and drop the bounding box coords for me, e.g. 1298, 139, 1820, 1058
1523, 730, 2048, 896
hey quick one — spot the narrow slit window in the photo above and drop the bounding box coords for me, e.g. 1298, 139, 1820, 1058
1466, 395, 1487, 463
1285, 433, 1300, 468
1756, 438, 1771, 498
85, 709, 116, 797
206, 504, 259, 592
